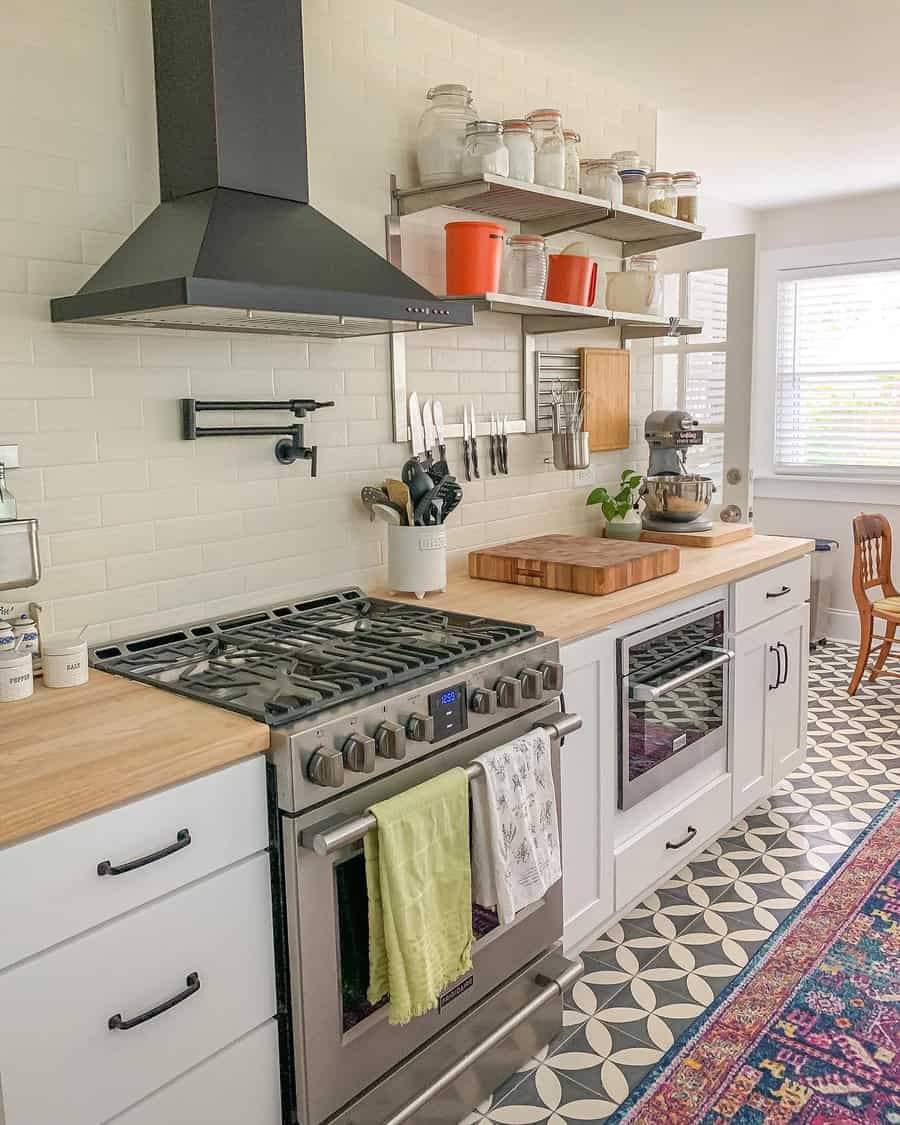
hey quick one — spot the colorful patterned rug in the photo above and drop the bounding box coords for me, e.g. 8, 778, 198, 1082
613, 793, 900, 1124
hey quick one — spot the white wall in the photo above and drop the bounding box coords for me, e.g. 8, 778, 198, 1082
0, 0, 658, 642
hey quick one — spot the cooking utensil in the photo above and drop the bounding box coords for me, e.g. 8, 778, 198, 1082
441, 481, 463, 521
500, 414, 509, 474
431, 399, 449, 479
641, 474, 716, 523
462, 405, 472, 482
385, 478, 414, 526
467, 402, 480, 479
412, 473, 458, 526
360, 485, 391, 510
401, 458, 433, 506
489, 413, 498, 476
422, 399, 437, 467
370, 501, 405, 525
408, 392, 426, 459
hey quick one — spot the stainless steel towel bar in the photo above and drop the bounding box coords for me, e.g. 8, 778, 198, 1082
301, 712, 582, 857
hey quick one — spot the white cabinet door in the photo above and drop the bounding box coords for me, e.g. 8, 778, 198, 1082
730, 618, 776, 816
560, 632, 616, 950
767, 603, 810, 784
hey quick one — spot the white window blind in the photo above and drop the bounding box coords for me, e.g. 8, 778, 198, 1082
775, 266, 900, 472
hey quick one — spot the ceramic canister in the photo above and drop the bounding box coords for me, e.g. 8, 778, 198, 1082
41, 639, 89, 689
0, 622, 14, 653
0, 650, 33, 702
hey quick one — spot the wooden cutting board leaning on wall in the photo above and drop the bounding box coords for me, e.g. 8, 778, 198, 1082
469, 534, 679, 596
581, 348, 630, 452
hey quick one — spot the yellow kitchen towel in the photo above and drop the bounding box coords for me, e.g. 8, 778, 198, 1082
364, 767, 473, 1025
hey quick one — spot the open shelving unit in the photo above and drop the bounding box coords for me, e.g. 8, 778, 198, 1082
453, 292, 701, 339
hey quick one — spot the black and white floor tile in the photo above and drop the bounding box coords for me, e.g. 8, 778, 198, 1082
461, 643, 900, 1124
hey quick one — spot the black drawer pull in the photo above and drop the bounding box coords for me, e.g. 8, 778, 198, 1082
665, 825, 698, 851
108, 972, 200, 1031
768, 643, 783, 690
97, 828, 191, 876
766, 585, 791, 599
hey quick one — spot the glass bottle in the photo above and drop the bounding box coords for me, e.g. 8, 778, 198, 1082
461, 121, 509, 178
525, 109, 566, 190
502, 119, 535, 182
415, 84, 478, 187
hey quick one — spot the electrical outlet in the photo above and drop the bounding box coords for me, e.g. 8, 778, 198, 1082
574, 465, 596, 486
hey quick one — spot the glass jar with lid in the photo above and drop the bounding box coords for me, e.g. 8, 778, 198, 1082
415, 83, 478, 187
611, 150, 651, 173
673, 171, 701, 223
563, 130, 581, 193
606, 254, 662, 315
525, 109, 566, 190
500, 234, 548, 299
647, 172, 676, 217
580, 159, 623, 206
502, 119, 535, 183
620, 169, 648, 209
461, 121, 509, 178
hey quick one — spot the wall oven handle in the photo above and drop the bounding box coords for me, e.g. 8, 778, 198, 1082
300, 714, 582, 857
629, 649, 734, 703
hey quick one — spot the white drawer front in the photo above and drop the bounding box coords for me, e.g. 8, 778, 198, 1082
730, 555, 810, 633
0, 756, 267, 971
0, 854, 276, 1125
615, 774, 732, 912
109, 1022, 281, 1125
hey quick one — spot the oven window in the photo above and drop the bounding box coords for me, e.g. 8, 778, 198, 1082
627, 608, 724, 677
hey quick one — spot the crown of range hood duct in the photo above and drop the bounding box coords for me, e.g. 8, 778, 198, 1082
49, 0, 473, 338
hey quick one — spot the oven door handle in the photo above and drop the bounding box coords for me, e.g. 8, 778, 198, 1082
629, 648, 734, 703
299, 714, 582, 857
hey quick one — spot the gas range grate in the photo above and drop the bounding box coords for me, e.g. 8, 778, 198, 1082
91, 590, 537, 726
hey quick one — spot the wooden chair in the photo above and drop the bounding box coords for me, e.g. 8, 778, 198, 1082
849, 514, 900, 694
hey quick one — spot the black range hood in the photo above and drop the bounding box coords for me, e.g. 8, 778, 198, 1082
50, 0, 473, 339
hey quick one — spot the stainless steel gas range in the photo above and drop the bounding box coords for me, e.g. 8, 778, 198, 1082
91, 588, 582, 1125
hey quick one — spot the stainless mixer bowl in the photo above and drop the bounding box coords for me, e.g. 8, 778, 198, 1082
642, 474, 716, 523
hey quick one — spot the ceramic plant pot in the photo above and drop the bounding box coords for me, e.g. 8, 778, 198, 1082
605, 512, 643, 541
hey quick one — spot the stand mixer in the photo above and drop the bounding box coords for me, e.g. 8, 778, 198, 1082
641, 409, 715, 533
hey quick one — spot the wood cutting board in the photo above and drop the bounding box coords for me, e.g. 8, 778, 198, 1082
638, 522, 754, 549
468, 534, 680, 596
581, 347, 630, 452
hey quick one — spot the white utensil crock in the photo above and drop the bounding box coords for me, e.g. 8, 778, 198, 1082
42, 639, 89, 689
387, 525, 447, 599
0, 650, 33, 702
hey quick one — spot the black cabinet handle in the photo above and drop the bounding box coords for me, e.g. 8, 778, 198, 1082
766, 585, 791, 599
666, 825, 697, 851
108, 972, 200, 1031
778, 641, 789, 687
768, 644, 783, 691
97, 828, 191, 877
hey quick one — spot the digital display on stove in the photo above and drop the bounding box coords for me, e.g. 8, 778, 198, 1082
429, 682, 468, 740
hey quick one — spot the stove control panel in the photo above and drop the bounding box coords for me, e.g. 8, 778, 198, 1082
428, 683, 468, 741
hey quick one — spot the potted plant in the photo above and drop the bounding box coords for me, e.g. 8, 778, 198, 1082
586, 469, 644, 540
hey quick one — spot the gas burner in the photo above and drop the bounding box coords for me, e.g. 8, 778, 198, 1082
91, 588, 538, 726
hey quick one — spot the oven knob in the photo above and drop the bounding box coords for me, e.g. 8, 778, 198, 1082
495, 676, 523, 709
375, 721, 407, 760
342, 733, 376, 773
539, 661, 564, 691
308, 747, 344, 788
470, 688, 497, 715
406, 713, 435, 742
517, 668, 544, 701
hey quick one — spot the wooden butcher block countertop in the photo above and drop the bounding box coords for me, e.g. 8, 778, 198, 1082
0, 670, 269, 848
387, 534, 814, 644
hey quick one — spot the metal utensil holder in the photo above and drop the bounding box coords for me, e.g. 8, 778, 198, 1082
0, 519, 41, 591
548, 432, 590, 471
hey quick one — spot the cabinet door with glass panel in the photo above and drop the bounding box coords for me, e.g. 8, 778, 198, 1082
655, 234, 757, 522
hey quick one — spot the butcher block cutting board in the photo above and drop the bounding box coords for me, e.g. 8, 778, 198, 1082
639, 522, 754, 548
468, 534, 680, 596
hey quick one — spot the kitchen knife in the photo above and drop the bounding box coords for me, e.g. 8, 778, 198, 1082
422, 399, 437, 466
500, 414, 510, 474
468, 402, 480, 479
488, 412, 497, 476
432, 400, 447, 461
462, 405, 472, 482
408, 392, 426, 460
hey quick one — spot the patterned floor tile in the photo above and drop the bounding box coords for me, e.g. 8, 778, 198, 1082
486, 1068, 620, 1122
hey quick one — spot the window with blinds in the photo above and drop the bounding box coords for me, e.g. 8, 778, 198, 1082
775, 265, 900, 473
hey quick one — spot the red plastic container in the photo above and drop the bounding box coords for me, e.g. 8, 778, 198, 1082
445, 221, 506, 295
546, 253, 598, 306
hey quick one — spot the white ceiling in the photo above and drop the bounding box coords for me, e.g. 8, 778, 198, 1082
406, 0, 900, 210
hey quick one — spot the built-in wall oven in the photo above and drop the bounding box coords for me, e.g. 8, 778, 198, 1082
618, 600, 733, 810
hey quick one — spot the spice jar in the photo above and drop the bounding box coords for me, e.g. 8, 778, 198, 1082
500, 234, 548, 299
525, 109, 566, 190
647, 172, 676, 217
620, 169, 648, 209
501, 119, 535, 182
0, 649, 33, 702
563, 130, 581, 194
580, 159, 623, 206
674, 171, 701, 223
461, 121, 509, 178
415, 83, 478, 187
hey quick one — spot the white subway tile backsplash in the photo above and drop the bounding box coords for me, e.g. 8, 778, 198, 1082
36, 397, 141, 432
51, 521, 154, 565
0, 365, 91, 398
43, 460, 148, 499
0, 399, 37, 431
140, 333, 231, 368
154, 512, 238, 549
34, 330, 140, 367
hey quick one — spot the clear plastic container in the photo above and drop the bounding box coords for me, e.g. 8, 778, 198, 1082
580, 159, 622, 206
647, 172, 676, 217
500, 234, 548, 299
461, 121, 509, 178
605, 254, 662, 315
526, 109, 566, 190
563, 130, 581, 194
620, 169, 648, 209
415, 83, 478, 187
501, 119, 535, 182
674, 171, 701, 224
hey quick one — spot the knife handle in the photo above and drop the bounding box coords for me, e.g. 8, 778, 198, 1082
471, 436, 480, 479
488, 436, 497, 475
500, 435, 509, 474
463, 440, 472, 482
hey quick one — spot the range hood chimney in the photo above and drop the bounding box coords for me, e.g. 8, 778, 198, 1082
50, 0, 473, 338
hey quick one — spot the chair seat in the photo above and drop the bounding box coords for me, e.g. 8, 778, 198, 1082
873, 596, 900, 622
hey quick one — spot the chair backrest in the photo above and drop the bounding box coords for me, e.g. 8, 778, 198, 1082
852, 513, 897, 611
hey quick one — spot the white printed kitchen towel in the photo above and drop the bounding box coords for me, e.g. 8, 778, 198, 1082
470, 727, 561, 925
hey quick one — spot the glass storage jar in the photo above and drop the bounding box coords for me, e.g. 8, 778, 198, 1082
620, 169, 648, 209
501, 119, 535, 182
563, 130, 581, 193
500, 234, 548, 299
415, 83, 478, 187
611, 150, 651, 173
647, 172, 676, 217
605, 254, 662, 315
580, 159, 623, 206
674, 171, 701, 223
462, 121, 509, 178
526, 109, 566, 190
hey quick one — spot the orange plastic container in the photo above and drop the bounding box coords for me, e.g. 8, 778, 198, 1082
545, 253, 598, 306
445, 221, 506, 295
